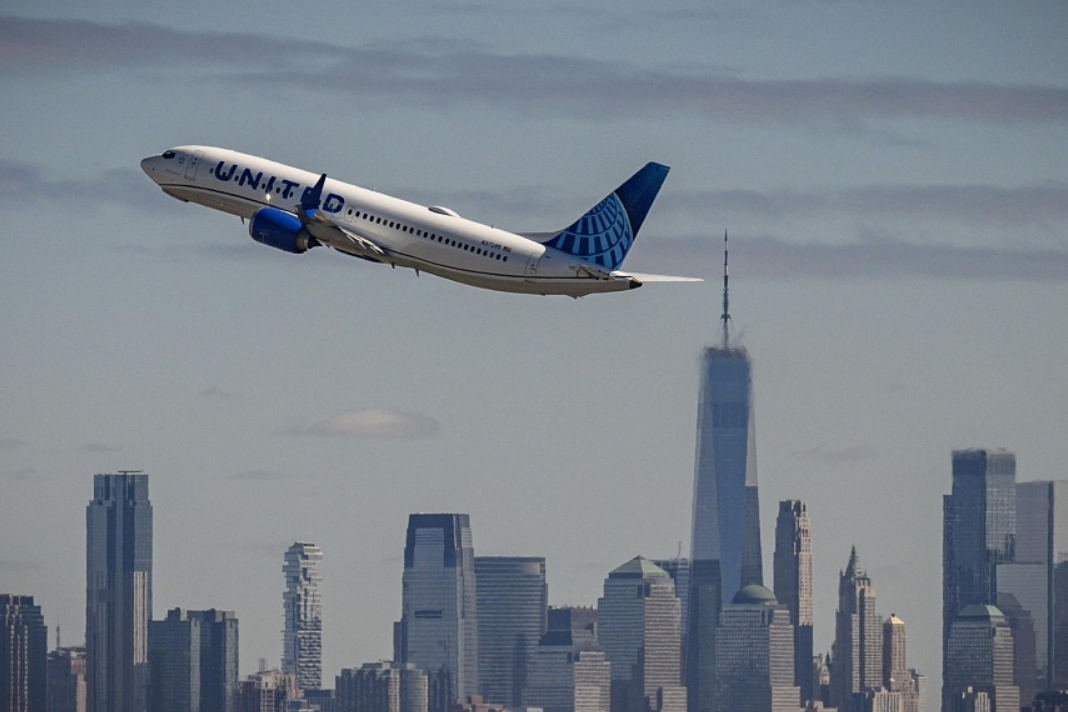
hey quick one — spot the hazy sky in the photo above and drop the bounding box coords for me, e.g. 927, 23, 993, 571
2, 1, 1067, 684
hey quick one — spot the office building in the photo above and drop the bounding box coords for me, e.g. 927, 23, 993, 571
944, 605, 1019, 712
943, 449, 1016, 698
526, 630, 610, 712
336, 662, 427, 712
237, 669, 299, 712
830, 547, 882, 708
711, 585, 797, 712
283, 542, 323, 691
46, 646, 86, 712
687, 251, 761, 712
651, 559, 690, 635
1, 594, 47, 712
86, 472, 152, 712
547, 607, 598, 648
148, 608, 238, 712
398, 514, 478, 711
474, 556, 547, 707
597, 557, 685, 712
773, 500, 814, 705
883, 614, 922, 712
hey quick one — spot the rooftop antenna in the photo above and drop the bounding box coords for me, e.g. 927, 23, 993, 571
720, 230, 730, 348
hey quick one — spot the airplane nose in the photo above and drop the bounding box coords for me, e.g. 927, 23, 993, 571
140, 156, 156, 176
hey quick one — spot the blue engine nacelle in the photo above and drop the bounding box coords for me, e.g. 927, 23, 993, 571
248, 207, 318, 254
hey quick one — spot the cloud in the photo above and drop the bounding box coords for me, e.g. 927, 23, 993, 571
631, 233, 1068, 282
790, 444, 880, 465
1, 466, 36, 481
2, 17, 1065, 126
79, 443, 123, 453
288, 409, 440, 440
200, 385, 237, 401
0, 437, 25, 450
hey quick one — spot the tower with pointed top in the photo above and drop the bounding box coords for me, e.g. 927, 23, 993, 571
687, 232, 761, 712
829, 547, 881, 708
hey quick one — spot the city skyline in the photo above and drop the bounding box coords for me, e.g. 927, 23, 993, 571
2, 1, 1066, 690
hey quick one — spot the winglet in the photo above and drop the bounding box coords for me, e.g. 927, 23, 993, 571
299, 173, 328, 219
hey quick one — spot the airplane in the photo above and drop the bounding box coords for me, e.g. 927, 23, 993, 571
140, 146, 700, 297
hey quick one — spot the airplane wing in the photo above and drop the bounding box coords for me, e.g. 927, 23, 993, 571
571, 263, 702, 285
303, 211, 389, 262
617, 271, 703, 283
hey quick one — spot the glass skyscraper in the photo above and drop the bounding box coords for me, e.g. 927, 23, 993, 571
282, 542, 323, 691
86, 472, 152, 712
399, 514, 479, 712
943, 449, 1016, 702
148, 608, 239, 712
1, 594, 47, 712
474, 556, 547, 707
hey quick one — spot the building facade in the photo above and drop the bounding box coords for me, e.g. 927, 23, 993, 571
473, 556, 547, 707
597, 557, 685, 712
399, 514, 479, 711
527, 631, 610, 712
943, 449, 1016, 694
773, 500, 814, 705
46, 646, 86, 712
148, 608, 238, 712
1, 594, 47, 712
85, 472, 152, 712
711, 585, 797, 712
283, 542, 323, 691
944, 605, 1019, 712
336, 661, 427, 712
830, 547, 882, 708
236, 669, 299, 712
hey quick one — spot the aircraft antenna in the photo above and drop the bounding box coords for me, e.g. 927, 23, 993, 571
720, 230, 730, 348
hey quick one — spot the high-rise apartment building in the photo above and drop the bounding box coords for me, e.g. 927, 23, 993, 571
148, 608, 239, 712
1, 594, 47, 712
283, 542, 323, 691
399, 514, 478, 712
597, 557, 685, 712
474, 556, 547, 707
944, 605, 1019, 712
830, 547, 882, 708
711, 585, 797, 712
86, 472, 152, 712
236, 669, 299, 712
336, 662, 427, 712
46, 646, 86, 712
773, 500, 814, 705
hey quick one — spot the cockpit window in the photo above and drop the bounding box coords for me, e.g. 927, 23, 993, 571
162, 150, 176, 159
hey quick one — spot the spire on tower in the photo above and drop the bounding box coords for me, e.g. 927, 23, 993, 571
720, 230, 730, 348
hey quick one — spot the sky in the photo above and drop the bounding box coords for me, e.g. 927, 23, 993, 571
2, 0, 1067, 686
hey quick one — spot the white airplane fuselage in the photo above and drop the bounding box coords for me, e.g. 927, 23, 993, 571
142, 146, 646, 296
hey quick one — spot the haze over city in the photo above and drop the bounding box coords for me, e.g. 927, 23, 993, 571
2, 0, 1067, 690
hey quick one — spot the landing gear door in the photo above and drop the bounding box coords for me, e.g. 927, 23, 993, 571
184, 150, 204, 180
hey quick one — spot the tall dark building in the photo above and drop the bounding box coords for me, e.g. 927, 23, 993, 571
148, 608, 239, 712
944, 605, 1019, 712
46, 646, 86, 712
773, 500, 814, 705
943, 450, 1016, 702
86, 472, 152, 712
1, 594, 47, 712
474, 557, 547, 707
399, 514, 478, 712
687, 237, 761, 712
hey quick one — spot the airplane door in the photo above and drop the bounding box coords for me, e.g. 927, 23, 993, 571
184, 150, 204, 180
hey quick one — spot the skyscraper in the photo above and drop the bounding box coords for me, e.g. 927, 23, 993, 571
1, 594, 47, 712
236, 669, 298, 712
148, 608, 239, 712
943, 449, 1016, 702
86, 472, 152, 712
883, 614, 922, 712
830, 547, 882, 708
474, 556, 547, 707
283, 542, 323, 691
336, 662, 427, 712
399, 514, 478, 712
687, 237, 760, 712
773, 500, 814, 705
597, 557, 685, 712
527, 633, 610, 712
711, 585, 797, 712
944, 605, 1019, 712
46, 645, 86, 712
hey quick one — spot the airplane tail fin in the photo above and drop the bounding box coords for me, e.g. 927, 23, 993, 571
538, 162, 670, 270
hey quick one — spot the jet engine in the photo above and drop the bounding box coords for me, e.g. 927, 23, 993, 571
248, 207, 318, 254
